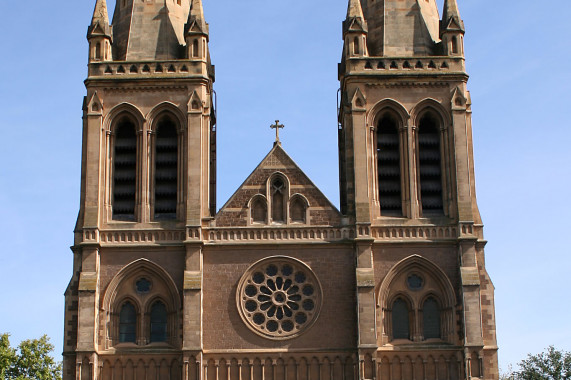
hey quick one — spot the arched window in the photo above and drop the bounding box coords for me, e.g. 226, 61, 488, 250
119, 302, 137, 343
251, 197, 267, 224
353, 36, 360, 55
154, 117, 178, 219
422, 297, 441, 339
113, 118, 137, 220
377, 113, 402, 215
192, 40, 199, 58
95, 43, 102, 60
290, 196, 306, 223
452, 36, 459, 54
150, 301, 168, 343
392, 298, 410, 340
418, 113, 443, 214
271, 178, 285, 223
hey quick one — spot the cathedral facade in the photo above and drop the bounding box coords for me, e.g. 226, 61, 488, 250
63, 0, 499, 379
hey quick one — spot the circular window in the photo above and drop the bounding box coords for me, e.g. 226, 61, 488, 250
236, 256, 323, 340
406, 274, 424, 290
135, 278, 152, 294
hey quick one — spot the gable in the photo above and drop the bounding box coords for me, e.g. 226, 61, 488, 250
215, 144, 342, 227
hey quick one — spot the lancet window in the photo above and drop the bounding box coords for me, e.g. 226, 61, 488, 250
417, 112, 444, 214
153, 116, 179, 219
119, 302, 137, 343
112, 118, 138, 220
377, 113, 402, 215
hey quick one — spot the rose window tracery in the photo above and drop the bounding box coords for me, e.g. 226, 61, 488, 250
237, 257, 322, 340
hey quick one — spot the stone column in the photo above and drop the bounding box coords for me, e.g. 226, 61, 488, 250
183, 242, 203, 380
355, 240, 377, 380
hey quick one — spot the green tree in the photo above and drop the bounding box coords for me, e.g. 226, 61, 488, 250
0, 334, 17, 379
0, 333, 62, 380
514, 346, 571, 380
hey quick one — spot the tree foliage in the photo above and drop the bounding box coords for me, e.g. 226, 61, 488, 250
0, 333, 62, 380
502, 346, 571, 380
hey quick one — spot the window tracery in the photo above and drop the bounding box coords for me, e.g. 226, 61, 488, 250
236, 257, 323, 340
103, 260, 180, 349
378, 256, 456, 345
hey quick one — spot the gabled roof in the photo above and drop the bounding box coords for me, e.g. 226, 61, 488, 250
215, 144, 342, 227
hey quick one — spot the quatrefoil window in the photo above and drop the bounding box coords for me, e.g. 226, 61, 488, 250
237, 257, 322, 340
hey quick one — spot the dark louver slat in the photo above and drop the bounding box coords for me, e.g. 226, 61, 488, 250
418, 115, 443, 213
154, 119, 178, 219
113, 120, 137, 220
377, 115, 402, 215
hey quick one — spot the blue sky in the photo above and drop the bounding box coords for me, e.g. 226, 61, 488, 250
0, 0, 569, 372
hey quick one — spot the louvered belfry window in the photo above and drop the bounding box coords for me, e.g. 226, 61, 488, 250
377, 114, 402, 215
418, 114, 444, 213
113, 119, 137, 220
154, 118, 178, 219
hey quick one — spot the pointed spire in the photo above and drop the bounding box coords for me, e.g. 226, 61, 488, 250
343, 0, 367, 36
442, 0, 465, 31
88, 0, 111, 38
186, 0, 208, 36
91, 0, 109, 27
347, 0, 364, 20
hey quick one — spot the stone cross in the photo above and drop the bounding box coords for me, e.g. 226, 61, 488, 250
270, 120, 285, 143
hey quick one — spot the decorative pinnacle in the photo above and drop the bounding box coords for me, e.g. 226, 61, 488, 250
347, 0, 364, 20
270, 120, 285, 144
91, 0, 109, 27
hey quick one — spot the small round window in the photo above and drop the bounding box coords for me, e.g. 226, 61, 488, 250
135, 278, 152, 294
406, 274, 424, 291
237, 256, 322, 340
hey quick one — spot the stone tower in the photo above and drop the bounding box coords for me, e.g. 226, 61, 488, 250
64, 0, 215, 377
338, 0, 498, 378
64, 0, 498, 379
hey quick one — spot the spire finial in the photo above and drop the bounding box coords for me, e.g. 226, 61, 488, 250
91, 0, 109, 27
347, 0, 364, 20
190, 0, 205, 22
270, 120, 285, 145
186, 0, 208, 36
442, 0, 464, 30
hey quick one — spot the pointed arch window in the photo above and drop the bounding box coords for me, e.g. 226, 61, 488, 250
154, 116, 178, 219
353, 36, 360, 55
113, 118, 137, 220
271, 177, 286, 223
150, 301, 168, 343
119, 302, 137, 343
377, 113, 402, 215
452, 36, 459, 54
290, 196, 307, 223
251, 197, 267, 224
418, 113, 444, 214
392, 298, 410, 340
422, 297, 441, 340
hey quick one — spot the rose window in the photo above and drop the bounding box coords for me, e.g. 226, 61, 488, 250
237, 256, 323, 340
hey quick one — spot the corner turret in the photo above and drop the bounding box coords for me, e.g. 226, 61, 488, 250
184, 0, 209, 60
440, 0, 465, 56
87, 0, 112, 62
342, 0, 368, 58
